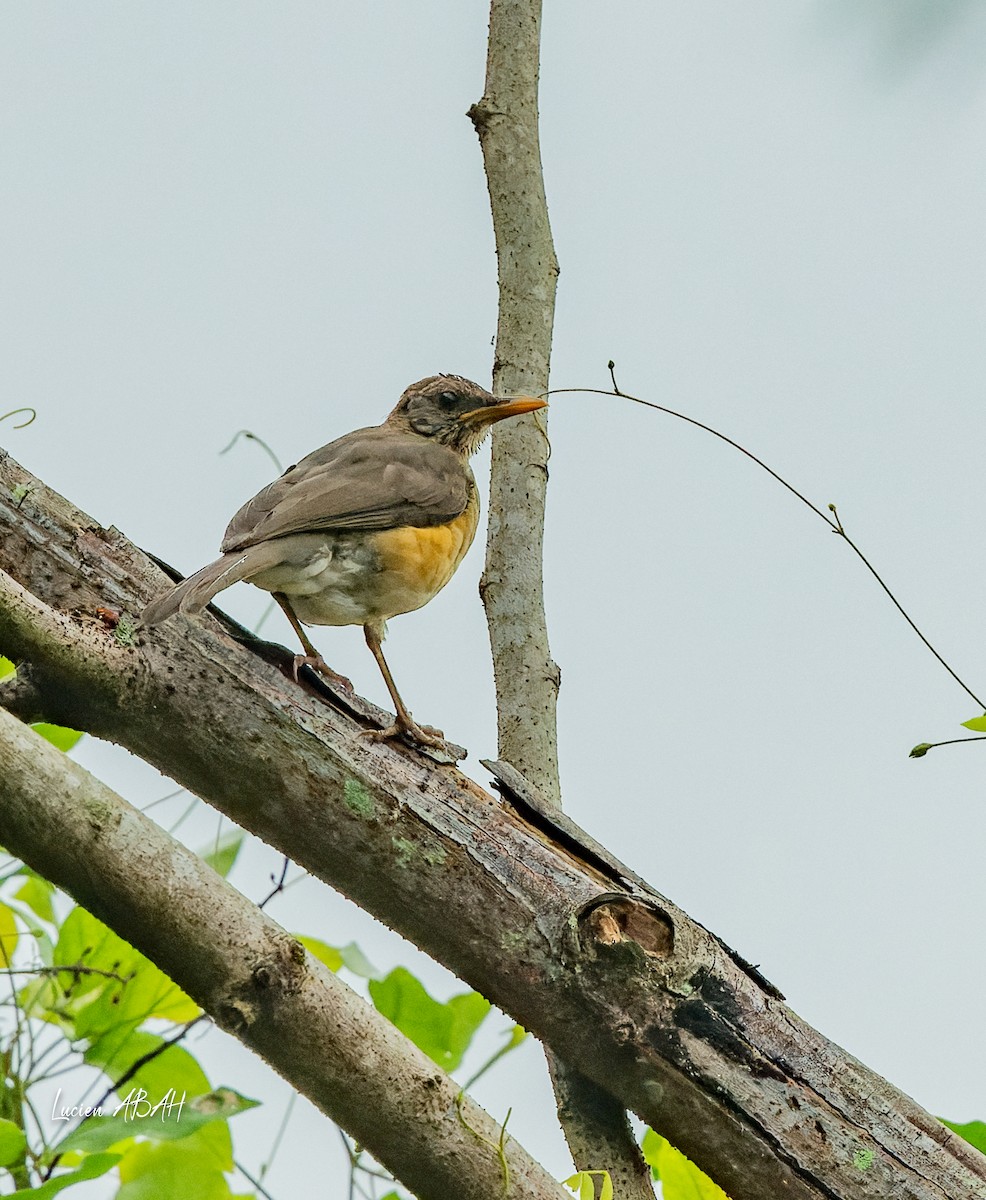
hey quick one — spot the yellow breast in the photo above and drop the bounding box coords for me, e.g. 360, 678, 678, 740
369, 489, 480, 619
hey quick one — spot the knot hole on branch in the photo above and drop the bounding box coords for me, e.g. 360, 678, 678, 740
579, 896, 675, 960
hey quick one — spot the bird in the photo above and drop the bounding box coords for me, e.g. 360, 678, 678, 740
140, 374, 547, 748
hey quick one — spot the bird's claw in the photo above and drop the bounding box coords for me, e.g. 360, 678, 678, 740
360, 717, 447, 750
291, 654, 353, 691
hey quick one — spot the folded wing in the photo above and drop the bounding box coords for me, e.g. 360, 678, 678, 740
221, 426, 472, 551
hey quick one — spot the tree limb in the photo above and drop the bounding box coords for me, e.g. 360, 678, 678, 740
1, 449, 983, 1200
469, 0, 561, 808
0, 707, 568, 1200
547, 1057, 653, 1198
470, 4, 654, 1194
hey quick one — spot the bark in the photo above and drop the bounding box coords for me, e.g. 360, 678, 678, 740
470, 4, 653, 1194
0, 708, 568, 1200
547, 1058, 654, 1199
2, 449, 983, 1200
469, 0, 561, 808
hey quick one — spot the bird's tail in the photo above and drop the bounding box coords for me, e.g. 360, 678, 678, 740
141, 550, 261, 626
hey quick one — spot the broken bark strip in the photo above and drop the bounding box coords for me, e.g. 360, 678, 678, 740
1, 449, 983, 1200
0, 707, 569, 1200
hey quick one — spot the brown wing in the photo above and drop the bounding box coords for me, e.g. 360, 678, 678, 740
221, 424, 472, 552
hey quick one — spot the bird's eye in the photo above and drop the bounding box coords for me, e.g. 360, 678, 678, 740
438, 390, 458, 408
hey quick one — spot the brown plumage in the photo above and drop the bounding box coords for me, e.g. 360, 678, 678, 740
141, 374, 546, 747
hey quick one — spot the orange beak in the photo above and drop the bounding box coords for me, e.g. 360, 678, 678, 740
459, 396, 548, 425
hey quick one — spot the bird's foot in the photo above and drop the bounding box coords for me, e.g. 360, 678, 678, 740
361, 715, 447, 750
291, 653, 353, 691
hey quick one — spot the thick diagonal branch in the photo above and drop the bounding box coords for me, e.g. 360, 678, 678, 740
0, 708, 567, 1200
0, 451, 983, 1200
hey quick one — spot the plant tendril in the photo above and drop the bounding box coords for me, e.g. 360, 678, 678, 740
219, 429, 283, 475
543, 367, 986, 712
0, 408, 37, 430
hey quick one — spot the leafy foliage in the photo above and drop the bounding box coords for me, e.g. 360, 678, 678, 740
0, 861, 256, 1197
0, 841, 517, 1197
198, 832, 245, 879
642, 1129, 731, 1199
369, 966, 491, 1072
564, 1169, 613, 1199
8, 1152, 122, 1197
0, 1119, 27, 1167
941, 1118, 986, 1156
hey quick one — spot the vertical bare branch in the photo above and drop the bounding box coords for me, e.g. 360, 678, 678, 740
470, 5, 656, 1196
469, 0, 561, 808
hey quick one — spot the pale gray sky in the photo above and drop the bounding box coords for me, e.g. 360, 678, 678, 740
2, 3, 985, 1195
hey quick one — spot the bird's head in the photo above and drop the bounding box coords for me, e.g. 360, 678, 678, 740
387, 375, 547, 455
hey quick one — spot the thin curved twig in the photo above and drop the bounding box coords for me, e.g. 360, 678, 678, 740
219, 430, 283, 475
544, 368, 986, 712
0, 408, 37, 430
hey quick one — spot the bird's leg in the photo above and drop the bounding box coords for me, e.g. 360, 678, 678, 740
273, 593, 352, 690
360, 622, 446, 748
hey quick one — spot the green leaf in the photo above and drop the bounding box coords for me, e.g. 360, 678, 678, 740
80, 1030, 238, 1169
961, 715, 986, 733
941, 1118, 986, 1155
50, 907, 200, 1038
84, 1031, 211, 1108
50, 1115, 140, 1158
641, 1131, 665, 1176
0, 1118, 27, 1167
32, 724, 84, 752
41, 1029, 238, 1169
641, 1130, 730, 1198
8, 1152, 121, 1197
198, 832, 244, 879
115, 1134, 244, 1200
19, 906, 202, 1109
0, 656, 14, 681
369, 968, 491, 1071
563, 1173, 596, 1200
296, 935, 343, 973
14, 873, 56, 924
0, 902, 18, 966
563, 1170, 613, 1200
110, 1094, 259, 1200
54, 1088, 258, 1156
338, 940, 382, 979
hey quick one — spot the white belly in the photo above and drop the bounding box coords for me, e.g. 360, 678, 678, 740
246, 534, 380, 626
